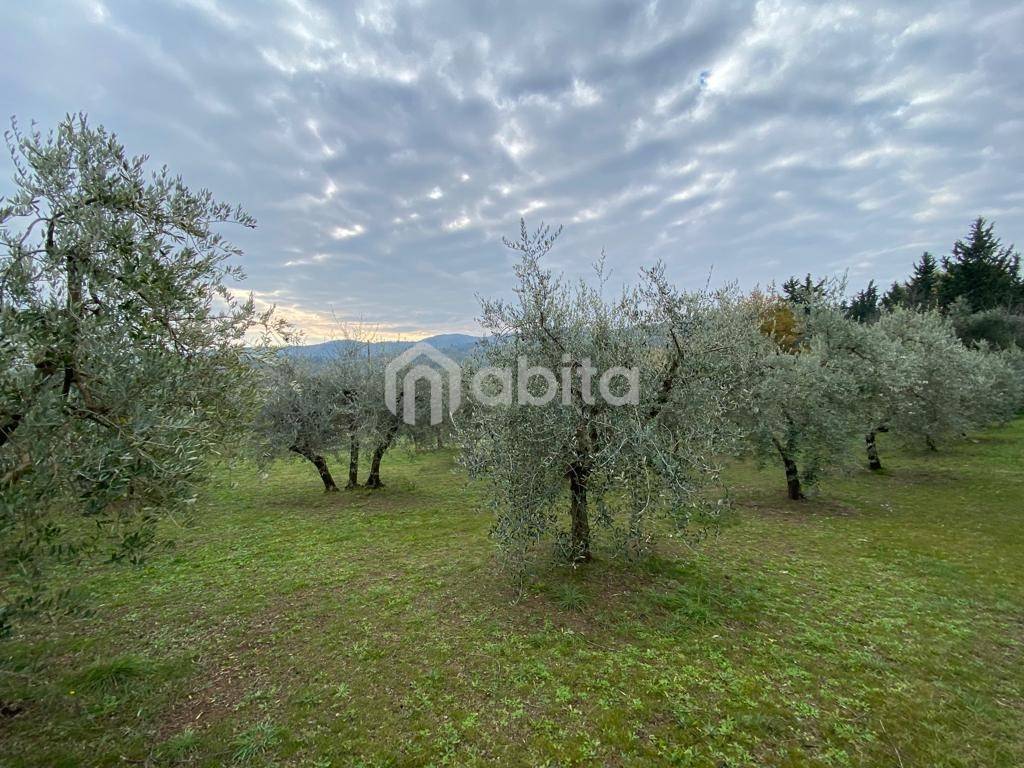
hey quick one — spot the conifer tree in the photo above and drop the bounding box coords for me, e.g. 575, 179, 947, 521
940, 218, 1021, 311
881, 281, 909, 311
846, 280, 880, 323
906, 251, 941, 309
782, 274, 826, 304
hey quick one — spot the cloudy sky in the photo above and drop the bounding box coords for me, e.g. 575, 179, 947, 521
3, 1, 1022, 340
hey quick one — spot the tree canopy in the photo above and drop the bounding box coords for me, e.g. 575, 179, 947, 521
0, 115, 276, 632
458, 222, 761, 574
940, 217, 1022, 311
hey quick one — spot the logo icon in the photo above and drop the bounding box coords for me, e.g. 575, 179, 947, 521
385, 342, 462, 425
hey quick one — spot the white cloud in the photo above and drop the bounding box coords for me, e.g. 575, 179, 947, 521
284, 252, 331, 267
444, 214, 471, 231
518, 200, 546, 216
494, 119, 532, 160
570, 78, 601, 107
330, 224, 365, 240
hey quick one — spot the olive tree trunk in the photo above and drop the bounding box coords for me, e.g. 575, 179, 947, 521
347, 435, 360, 489
865, 430, 882, 471
567, 463, 592, 562
865, 425, 888, 471
365, 445, 386, 488
290, 445, 339, 492
783, 456, 803, 500
772, 437, 804, 500
364, 419, 399, 489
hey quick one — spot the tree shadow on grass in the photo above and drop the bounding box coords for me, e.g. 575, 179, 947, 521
513, 551, 768, 639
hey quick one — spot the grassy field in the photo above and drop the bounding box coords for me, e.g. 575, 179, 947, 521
2, 422, 1023, 767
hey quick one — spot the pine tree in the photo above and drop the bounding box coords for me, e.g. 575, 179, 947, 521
881, 281, 909, 311
940, 218, 1022, 311
782, 274, 826, 304
906, 252, 941, 309
846, 280, 880, 323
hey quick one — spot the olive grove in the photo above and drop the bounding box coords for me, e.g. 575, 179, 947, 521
742, 288, 1022, 494
4, 115, 1022, 632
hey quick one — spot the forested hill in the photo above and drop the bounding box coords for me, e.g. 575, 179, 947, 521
281, 333, 483, 361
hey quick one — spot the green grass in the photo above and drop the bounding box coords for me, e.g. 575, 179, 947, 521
2, 423, 1023, 766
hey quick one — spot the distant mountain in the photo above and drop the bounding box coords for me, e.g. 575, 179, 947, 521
281, 333, 483, 361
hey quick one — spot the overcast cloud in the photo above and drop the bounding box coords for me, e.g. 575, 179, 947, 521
2, 0, 1022, 339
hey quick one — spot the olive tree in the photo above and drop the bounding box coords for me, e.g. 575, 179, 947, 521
347, 354, 403, 489
251, 359, 353, 491
252, 348, 410, 491
358, 349, 456, 487
457, 222, 761, 573
0, 115, 275, 632
869, 309, 1022, 456
742, 288, 870, 499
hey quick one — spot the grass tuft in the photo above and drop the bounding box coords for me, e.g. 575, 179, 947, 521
231, 719, 284, 764
552, 583, 588, 611
67, 655, 152, 694
159, 727, 200, 762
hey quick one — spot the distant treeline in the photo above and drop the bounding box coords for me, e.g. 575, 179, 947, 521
790, 217, 1024, 349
